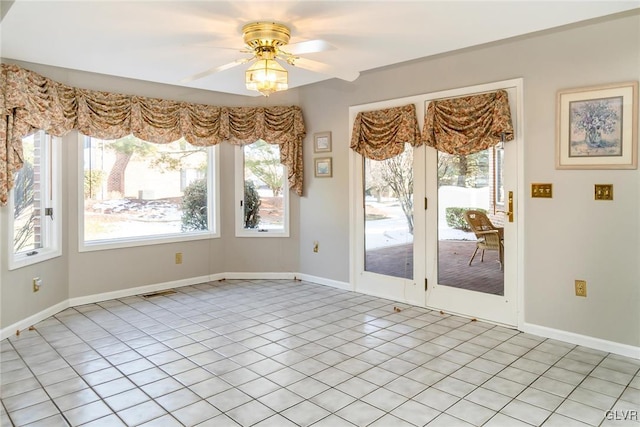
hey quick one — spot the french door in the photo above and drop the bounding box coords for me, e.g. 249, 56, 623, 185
351, 144, 424, 304
350, 79, 522, 327
425, 81, 521, 327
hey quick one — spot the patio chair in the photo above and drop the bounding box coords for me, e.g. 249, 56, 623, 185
463, 210, 504, 271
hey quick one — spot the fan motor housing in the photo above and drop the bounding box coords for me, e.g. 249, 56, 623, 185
242, 22, 291, 49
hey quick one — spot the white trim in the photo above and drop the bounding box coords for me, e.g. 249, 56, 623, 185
296, 273, 352, 291
3, 273, 637, 360
80, 232, 218, 252
1, 300, 69, 341
8, 133, 62, 270
68, 275, 213, 307
78, 136, 220, 252
222, 272, 297, 280
0, 275, 215, 340
523, 322, 640, 360
234, 143, 290, 238
515, 81, 527, 332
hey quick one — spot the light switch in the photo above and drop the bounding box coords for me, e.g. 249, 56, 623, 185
595, 184, 613, 201
531, 183, 552, 198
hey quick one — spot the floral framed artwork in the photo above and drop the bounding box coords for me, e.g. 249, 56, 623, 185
556, 81, 638, 169
314, 131, 332, 153
314, 157, 332, 177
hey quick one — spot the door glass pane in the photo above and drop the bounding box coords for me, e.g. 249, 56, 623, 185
437, 148, 504, 295
364, 144, 413, 279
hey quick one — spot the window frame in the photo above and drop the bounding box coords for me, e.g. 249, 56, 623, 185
234, 143, 290, 238
78, 134, 220, 252
8, 131, 62, 270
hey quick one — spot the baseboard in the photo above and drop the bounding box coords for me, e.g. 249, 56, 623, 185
222, 272, 297, 280
296, 273, 352, 291
68, 275, 213, 307
522, 322, 640, 360
5, 274, 638, 360
1, 300, 69, 341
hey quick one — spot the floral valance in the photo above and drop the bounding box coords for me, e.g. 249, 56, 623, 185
350, 104, 421, 160
422, 89, 514, 155
0, 63, 306, 205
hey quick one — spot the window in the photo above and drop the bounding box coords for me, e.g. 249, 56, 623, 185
235, 140, 289, 236
80, 135, 218, 250
8, 131, 61, 269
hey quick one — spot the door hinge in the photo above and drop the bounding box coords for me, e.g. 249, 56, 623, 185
424, 197, 428, 210
425, 278, 428, 290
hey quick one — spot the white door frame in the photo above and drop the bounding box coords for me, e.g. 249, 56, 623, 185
349, 78, 525, 329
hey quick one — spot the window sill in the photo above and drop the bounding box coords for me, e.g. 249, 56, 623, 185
80, 231, 219, 252
9, 248, 62, 271
235, 230, 290, 238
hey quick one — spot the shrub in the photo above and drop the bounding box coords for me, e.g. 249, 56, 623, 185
181, 178, 207, 231
445, 207, 486, 232
244, 181, 261, 228
84, 170, 104, 199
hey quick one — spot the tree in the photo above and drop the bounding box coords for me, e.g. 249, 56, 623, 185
105, 135, 156, 196
364, 158, 387, 202
12, 162, 36, 252
365, 145, 414, 235
572, 100, 620, 148
84, 170, 104, 199
437, 151, 489, 188
244, 181, 261, 228
379, 149, 414, 234
244, 140, 283, 196
149, 139, 206, 174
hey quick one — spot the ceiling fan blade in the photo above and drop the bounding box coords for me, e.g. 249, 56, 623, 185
284, 39, 333, 55
180, 57, 253, 84
292, 57, 360, 82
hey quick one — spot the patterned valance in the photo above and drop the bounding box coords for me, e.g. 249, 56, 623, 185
422, 90, 514, 155
0, 63, 306, 205
350, 104, 421, 160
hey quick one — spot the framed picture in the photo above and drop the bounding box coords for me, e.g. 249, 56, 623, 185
314, 131, 332, 153
314, 157, 332, 178
556, 81, 638, 169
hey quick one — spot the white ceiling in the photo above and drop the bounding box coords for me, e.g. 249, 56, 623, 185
1, 1, 638, 97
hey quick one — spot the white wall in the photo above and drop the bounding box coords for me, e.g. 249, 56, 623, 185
297, 12, 640, 348
1, 11, 638, 352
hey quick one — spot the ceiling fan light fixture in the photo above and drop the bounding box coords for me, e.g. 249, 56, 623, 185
245, 58, 288, 97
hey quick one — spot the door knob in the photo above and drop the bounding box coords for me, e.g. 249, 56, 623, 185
497, 191, 514, 222
506, 191, 514, 222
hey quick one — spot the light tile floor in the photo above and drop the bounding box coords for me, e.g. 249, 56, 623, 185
1, 279, 638, 426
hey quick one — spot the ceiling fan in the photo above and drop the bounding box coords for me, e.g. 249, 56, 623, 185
181, 22, 360, 96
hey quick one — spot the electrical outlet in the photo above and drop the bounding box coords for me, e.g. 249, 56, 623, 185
175, 252, 183, 264
575, 280, 587, 297
313, 241, 319, 253
32, 277, 41, 293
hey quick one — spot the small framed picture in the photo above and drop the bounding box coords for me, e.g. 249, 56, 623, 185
556, 81, 638, 169
314, 157, 332, 178
314, 131, 332, 153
